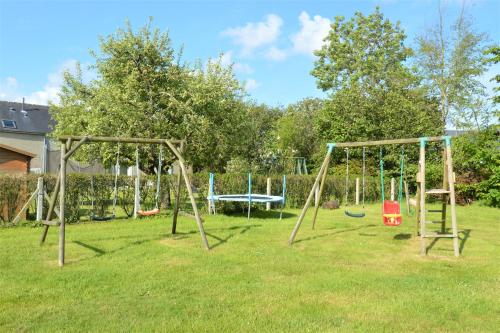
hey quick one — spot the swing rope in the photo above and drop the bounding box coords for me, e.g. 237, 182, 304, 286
90, 144, 121, 221
344, 147, 366, 218
136, 145, 162, 216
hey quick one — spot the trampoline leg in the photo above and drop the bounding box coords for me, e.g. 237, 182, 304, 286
247, 203, 251, 219
279, 204, 283, 221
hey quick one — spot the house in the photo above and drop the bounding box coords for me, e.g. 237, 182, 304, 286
0, 99, 105, 174
0, 143, 36, 174
0, 100, 51, 173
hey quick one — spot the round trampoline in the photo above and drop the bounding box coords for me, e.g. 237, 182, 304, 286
210, 194, 284, 203
207, 173, 286, 219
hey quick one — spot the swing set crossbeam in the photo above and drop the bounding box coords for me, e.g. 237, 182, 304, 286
59, 135, 184, 145
329, 136, 446, 148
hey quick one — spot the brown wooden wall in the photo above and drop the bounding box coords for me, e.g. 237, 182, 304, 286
0, 147, 30, 174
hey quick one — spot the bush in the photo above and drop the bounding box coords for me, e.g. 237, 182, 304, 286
453, 127, 500, 207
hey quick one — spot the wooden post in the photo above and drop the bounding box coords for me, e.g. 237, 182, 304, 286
390, 177, 395, 201
445, 142, 460, 257
419, 141, 426, 256
314, 185, 319, 207
266, 177, 271, 211
207, 177, 212, 215
311, 158, 330, 230
36, 177, 44, 222
58, 142, 67, 267
441, 148, 448, 234
172, 143, 184, 234
164, 140, 210, 250
415, 183, 420, 237
40, 172, 61, 245
355, 177, 360, 205
12, 189, 38, 225
289, 146, 332, 244
134, 170, 140, 219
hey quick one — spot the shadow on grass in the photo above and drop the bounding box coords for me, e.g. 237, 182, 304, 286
425, 228, 472, 255
73, 240, 106, 255
294, 224, 377, 244
214, 210, 296, 220
206, 224, 262, 249
393, 233, 412, 240
70, 237, 160, 265
459, 229, 472, 254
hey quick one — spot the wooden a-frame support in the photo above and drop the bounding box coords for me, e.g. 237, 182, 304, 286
288, 136, 460, 257
39, 136, 210, 267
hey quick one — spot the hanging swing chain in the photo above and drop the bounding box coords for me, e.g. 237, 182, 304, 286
111, 144, 121, 216
154, 145, 163, 209
345, 148, 349, 207
398, 147, 405, 204
379, 147, 385, 203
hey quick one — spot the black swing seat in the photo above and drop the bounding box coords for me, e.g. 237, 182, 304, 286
344, 210, 366, 218
91, 214, 115, 222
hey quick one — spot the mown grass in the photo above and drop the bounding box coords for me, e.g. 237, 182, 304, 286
0, 203, 499, 332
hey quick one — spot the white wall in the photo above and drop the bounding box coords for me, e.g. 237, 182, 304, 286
0, 131, 46, 171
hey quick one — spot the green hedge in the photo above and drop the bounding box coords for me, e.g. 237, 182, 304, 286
0, 172, 428, 226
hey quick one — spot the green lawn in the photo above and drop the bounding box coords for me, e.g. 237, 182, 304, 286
0, 204, 499, 332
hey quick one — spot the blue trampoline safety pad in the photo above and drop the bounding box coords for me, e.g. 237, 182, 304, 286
207, 194, 284, 203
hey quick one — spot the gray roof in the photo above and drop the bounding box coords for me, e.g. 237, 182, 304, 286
0, 100, 53, 135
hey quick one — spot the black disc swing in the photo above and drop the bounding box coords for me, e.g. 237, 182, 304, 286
344, 147, 366, 218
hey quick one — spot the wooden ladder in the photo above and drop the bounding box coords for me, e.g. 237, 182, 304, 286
416, 137, 460, 257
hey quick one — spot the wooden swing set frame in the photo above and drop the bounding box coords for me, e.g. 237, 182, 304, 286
39, 135, 210, 267
288, 136, 460, 257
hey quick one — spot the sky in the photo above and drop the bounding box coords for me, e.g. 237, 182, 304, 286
0, 0, 499, 107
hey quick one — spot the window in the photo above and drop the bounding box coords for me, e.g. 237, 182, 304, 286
1, 119, 17, 129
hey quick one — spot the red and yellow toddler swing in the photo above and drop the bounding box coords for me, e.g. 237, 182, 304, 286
379, 148, 405, 226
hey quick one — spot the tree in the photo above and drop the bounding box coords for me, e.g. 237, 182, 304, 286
51, 20, 247, 172
484, 46, 499, 120
416, 4, 490, 129
312, 8, 441, 146
239, 103, 282, 173
277, 98, 323, 169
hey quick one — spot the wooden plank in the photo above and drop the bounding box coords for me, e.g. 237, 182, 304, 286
426, 189, 450, 194
64, 136, 89, 160
289, 148, 332, 244
330, 136, 447, 148
40, 173, 61, 245
423, 233, 455, 238
311, 155, 330, 230
43, 191, 60, 218
42, 220, 60, 226
171, 142, 184, 234
12, 189, 38, 225
59, 135, 183, 145
441, 148, 448, 234
445, 144, 460, 257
